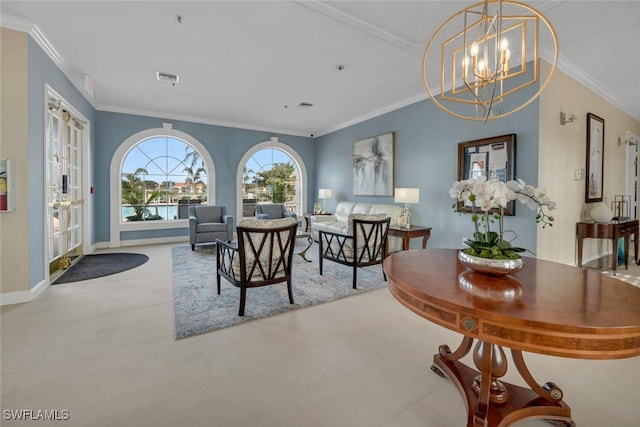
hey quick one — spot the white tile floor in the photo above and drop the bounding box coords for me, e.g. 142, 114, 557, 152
2, 243, 640, 427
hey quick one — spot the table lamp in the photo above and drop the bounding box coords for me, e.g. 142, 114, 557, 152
394, 188, 419, 229
318, 188, 332, 213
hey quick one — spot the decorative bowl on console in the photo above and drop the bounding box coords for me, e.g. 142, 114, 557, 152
458, 250, 523, 276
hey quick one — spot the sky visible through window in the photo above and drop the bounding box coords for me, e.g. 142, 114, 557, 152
122, 136, 207, 186
245, 148, 293, 181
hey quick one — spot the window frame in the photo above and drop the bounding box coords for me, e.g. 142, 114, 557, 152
109, 124, 215, 246
237, 138, 307, 219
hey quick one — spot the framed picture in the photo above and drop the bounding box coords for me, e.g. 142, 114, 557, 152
457, 134, 517, 215
353, 132, 394, 196
585, 113, 605, 203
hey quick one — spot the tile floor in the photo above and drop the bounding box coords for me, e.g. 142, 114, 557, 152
2, 244, 640, 427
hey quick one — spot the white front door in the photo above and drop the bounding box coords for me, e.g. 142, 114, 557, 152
46, 94, 85, 274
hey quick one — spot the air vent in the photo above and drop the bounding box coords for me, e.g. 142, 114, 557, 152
156, 72, 180, 84
298, 102, 313, 108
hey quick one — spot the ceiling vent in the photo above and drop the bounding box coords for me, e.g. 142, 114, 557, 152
156, 72, 179, 84
298, 102, 313, 108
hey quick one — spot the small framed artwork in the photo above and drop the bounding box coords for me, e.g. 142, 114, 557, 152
457, 133, 517, 215
585, 113, 605, 203
353, 132, 394, 196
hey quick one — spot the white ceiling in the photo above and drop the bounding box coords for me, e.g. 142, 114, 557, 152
2, 1, 639, 137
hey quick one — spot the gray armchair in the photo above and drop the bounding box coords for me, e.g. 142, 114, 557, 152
189, 205, 234, 250
255, 203, 297, 221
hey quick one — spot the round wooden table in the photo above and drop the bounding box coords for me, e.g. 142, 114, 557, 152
383, 249, 640, 427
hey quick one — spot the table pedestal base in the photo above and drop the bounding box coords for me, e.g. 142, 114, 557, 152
431, 338, 575, 427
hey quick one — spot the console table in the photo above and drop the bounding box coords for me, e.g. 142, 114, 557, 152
576, 219, 638, 272
387, 225, 431, 250
384, 249, 640, 427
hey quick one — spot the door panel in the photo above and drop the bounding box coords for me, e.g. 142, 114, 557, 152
46, 99, 84, 275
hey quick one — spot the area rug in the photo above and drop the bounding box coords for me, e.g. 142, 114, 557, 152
52, 253, 149, 285
172, 244, 387, 339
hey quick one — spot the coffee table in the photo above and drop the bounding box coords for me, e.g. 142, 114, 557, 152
384, 249, 640, 427
296, 231, 313, 262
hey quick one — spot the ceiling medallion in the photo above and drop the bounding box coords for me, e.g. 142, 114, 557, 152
422, 0, 558, 121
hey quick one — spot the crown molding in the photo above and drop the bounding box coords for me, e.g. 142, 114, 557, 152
1, 17, 64, 68
2, 17, 100, 110
542, 46, 640, 121
97, 104, 311, 138
293, 0, 422, 51
316, 91, 429, 138
30, 24, 64, 68
0, 14, 32, 32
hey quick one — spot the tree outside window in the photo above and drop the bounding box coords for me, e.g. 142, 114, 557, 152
243, 149, 299, 213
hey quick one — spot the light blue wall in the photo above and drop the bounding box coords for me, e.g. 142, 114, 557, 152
314, 94, 540, 252
28, 37, 96, 289
26, 31, 542, 282
94, 112, 315, 243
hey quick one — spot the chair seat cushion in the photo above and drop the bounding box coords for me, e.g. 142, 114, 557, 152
229, 217, 297, 279
197, 222, 228, 233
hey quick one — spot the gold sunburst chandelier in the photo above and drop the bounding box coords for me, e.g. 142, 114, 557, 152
423, 0, 558, 121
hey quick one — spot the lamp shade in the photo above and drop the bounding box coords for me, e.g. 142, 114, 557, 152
394, 188, 419, 204
318, 188, 332, 199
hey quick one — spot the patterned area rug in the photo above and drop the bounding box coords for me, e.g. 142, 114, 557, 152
172, 243, 388, 339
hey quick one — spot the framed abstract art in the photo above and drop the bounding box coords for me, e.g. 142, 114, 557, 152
353, 132, 394, 196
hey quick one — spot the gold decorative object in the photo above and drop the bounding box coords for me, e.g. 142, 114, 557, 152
422, 0, 558, 121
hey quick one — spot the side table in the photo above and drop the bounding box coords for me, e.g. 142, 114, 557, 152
576, 219, 638, 272
387, 225, 432, 251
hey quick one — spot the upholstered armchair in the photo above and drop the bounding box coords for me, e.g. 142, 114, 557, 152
216, 217, 298, 316
189, 205, 234, 250
255, 203, 297, 221
318, 214, 390, 289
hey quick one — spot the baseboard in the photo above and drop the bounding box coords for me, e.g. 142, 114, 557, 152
98, 236, 188, 248
0, 279, 49, 306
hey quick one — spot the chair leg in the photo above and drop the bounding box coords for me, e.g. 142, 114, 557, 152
191, 244, 195, 251
319, 253, 323, 276
216, 274, 221, 295
239, 287, 246, 316
353, 266, 357, 289
287, 279, 294, 305
382, 267, 387, 282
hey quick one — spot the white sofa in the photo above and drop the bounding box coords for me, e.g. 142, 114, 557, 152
310, 202, 404, 252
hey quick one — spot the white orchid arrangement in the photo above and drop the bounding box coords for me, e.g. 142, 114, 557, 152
449, 176, 556, 259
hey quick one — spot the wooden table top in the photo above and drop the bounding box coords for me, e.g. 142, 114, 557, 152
383, 249, 640, 360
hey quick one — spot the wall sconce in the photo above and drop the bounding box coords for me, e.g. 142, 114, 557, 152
394, 188, 420, 229
318, 188, 332, 213
619, 130, 640, 146
560, 111, 578, 125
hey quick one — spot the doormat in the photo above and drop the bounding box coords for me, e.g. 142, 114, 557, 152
52, 253, 149, 285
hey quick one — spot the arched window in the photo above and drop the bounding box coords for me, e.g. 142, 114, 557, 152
237, 138, 307, 219
110, 124, 214, 246
121, 136, 207, 221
